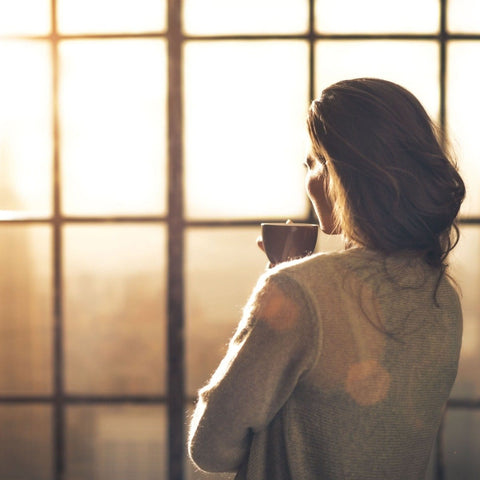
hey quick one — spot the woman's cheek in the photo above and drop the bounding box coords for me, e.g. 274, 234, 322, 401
306, 172, 323, 200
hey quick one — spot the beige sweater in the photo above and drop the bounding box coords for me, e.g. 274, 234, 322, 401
188, 247, 462, 479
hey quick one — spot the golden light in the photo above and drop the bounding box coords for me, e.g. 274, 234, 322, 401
57, 0, 166, 34
315, 0, 439, 33
184, 40, 310, 220
0, 0, 51, 35
447, 42, 480, 217
0, 40, 52, 215
59, 39, 168, 216
183, 0, 308, 35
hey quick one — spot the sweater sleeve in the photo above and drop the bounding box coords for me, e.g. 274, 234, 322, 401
188, 270, 319, 473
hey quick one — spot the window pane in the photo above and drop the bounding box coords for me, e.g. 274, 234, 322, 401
315, 41, 440, 121
66, 405, 167, 480
0, 41, 52, 217
315, 0, 439, 33
59, 39, 167, 216
449, 226, 480, 399
0, 405, 52, 480
183, 0, 308, 35
0, 1, 50, 35
184, 41, 310, 220
58, 0, 166, 34
447, 42, 480, 216
0, 226, 52, 394
447, 0, 480, 33
444, 410, 480, 479
186, 227, 267, 394
64, 225, 166, 395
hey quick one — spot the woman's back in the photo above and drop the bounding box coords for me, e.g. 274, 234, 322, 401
241, 248, 463, 479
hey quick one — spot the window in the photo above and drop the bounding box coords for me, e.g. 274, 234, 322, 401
0, 1, 479, 479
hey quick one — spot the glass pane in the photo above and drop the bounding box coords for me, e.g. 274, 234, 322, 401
0, 405, 52, 480
66, 405, 167, 480
0, 1, 50, 35
64, 225, 167, 395
444, 409, 480, 479
449, 226, 480, 399
186, 227, 267, 394
0, 226, 52, 394
0, 41, 52, 217
58, 0, 166, 34
185, 41, 310, 220
447, 0, 480, 33
315, 0, 439, 33
447, 42, 480, 216
59, 39, 167, 216
183, 0, 308, 35
315, 41, 440, 121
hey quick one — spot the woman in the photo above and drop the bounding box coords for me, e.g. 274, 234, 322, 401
188, 78, 465, 479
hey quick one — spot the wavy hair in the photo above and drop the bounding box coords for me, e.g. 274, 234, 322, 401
307, 78, 465, 273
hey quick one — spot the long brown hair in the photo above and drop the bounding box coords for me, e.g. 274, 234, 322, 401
307, 78, 465, 272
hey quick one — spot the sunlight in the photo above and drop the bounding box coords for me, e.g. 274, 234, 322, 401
183, 0, 308, 35
184, 40, 310, 220
0, 0, 50, 35
0, 40, 52, 215
447, 42, 480, 217
59, 39, 167, 216
57, 0, 166, 34
448, 0, 480, 32
315, 0, 439, 33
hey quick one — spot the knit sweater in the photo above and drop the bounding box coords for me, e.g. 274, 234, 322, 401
188, 247, 462, 479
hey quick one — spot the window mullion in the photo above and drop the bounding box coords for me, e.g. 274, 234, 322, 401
167, 1, 186, 479
50, 0, 65, 479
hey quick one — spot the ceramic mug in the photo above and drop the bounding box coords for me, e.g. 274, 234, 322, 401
261, 222, 318, 265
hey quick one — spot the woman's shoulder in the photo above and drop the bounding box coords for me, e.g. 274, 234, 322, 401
272, 246, 375, 278
269, 246, 447, 295
260, 248, 371, 300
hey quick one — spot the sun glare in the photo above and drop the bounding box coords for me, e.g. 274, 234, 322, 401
183, 0, 309, 35
0, 0, 51, 35
447, 42, 480, 217
59, 39, 168, 216
315, 0, 439, 33
184, 40, 310, 220
0, 40, 52, 215
57, 0, 166, 34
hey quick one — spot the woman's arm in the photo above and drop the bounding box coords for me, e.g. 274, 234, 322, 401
188, 271, 319, 473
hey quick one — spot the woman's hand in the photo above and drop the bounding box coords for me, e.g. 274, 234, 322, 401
256, 220, 294, 268
256, 234, 274, 269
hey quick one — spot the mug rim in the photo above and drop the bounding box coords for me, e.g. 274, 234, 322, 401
261, 222, 318, 227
